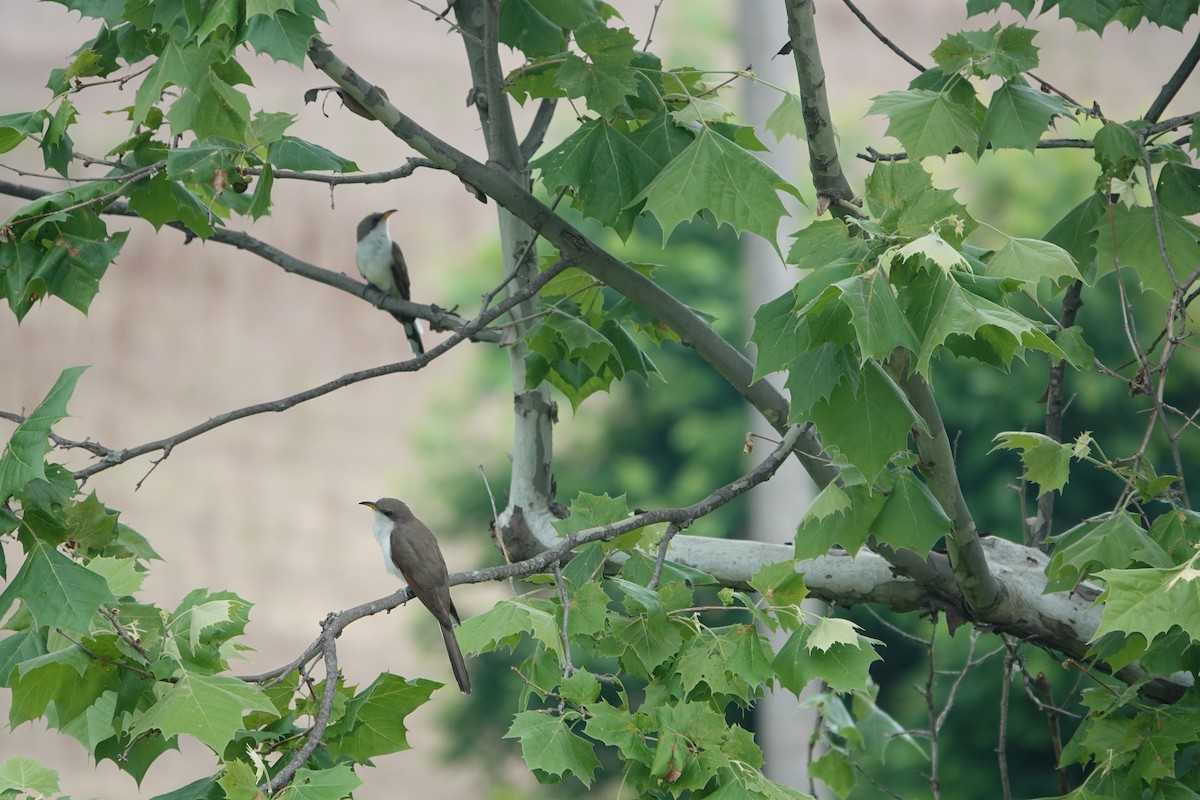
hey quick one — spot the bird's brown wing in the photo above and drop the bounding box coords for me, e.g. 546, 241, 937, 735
390, 242, 411, 301
391, 522, 457, 630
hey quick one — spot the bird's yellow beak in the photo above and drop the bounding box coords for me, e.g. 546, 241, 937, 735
380, 209, 398, 220
359, 500, 378, 511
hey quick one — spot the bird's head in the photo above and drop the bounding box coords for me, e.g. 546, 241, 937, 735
359, 497, 410, 520
355, 209, 397, 241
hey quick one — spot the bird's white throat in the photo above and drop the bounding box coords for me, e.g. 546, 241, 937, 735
370, 510, 405, 579
355, 223, 399, 294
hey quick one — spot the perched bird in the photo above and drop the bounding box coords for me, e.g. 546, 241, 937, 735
355, 210, 425, 355
359, 498, 470, 694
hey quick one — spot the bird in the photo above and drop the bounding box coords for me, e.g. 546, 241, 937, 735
354, 210, 425, 356
359, 498, 470, 694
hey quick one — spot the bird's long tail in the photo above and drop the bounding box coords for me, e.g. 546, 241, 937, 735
441, 624, 471, 694
391, 312, 425, 356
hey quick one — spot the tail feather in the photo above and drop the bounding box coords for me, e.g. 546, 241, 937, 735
440, 624, 471, 694
391, 312, 425, 355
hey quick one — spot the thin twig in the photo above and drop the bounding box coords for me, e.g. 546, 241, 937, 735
554, 562, 575, 676
1145, 30, 1200, 122
998, 645, 1015, 800
646, 522, 684, 591
839, 0, 926, 72
71, 259, 571, 484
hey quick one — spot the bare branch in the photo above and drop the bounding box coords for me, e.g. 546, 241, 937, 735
71, 259, 570, 482
838, 0, 927, 73
1145, 29, 1200, 123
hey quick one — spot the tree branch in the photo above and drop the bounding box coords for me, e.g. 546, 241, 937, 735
838, 0, 927, 73
898, 369, 1003, 616
0, 178, 496, 344
1145, 29, 1200, 123
68, 259, 570, 482
784, 0, 858, 213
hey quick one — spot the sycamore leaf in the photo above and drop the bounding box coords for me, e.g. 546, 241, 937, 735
932, 24, 1039, 80
532, 118, 661, 239
873, 469, 952, 557
0, 539, 115, 634
868, 86, 981, 161
835, 269, 921, 363
323, 673, 437, 763
765, 91, 806, 141
555, 20, 639, 115
583, 703, 653, 764
795, 485, 887, 560
0, 757, 60, 796
979, 79, 1071, 154
1092, 561, 1200, 645
893, 233, 970, 273
810, 363, 919, 483
1046, 513, 1173, 592
276, 765, 363, 800
986, 237, 1080, 286
505, 711, 600, 786
1094, 205, 1200, 298
990, 431, 1075, 496
775, 629, 880, 695
130, 673, 276, 753
457, 598, 565, 663
807, 618, 863, 653
633, 128, 802, 247
0, 366, 86, 502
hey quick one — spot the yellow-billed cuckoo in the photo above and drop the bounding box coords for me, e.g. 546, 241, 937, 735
355, 210, 425, 356
359, 498, 471, 694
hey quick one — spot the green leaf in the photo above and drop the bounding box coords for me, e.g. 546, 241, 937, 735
1043, 193, 1104, 273
583, 703, 653, 764
749, 560, 808, 608
980, 79, 1071, 154
986, 236, 1080, 286
634, 128, 802, 247
990, 431, 1077, 495
1157, 162, 1200, 216
795, 485, 888, 560
499, 0, 567, 58
129, 673, 276, 753
873, 469, 952, 557
785, 345, 858, 422
324, 673, 437, 762
901, 270, 1063, 373
505, 711, 601, 786
1094, 205, 1200, 297
810, 750, 855, 798
1092, 121, 1141, 174
868, 84, 981, 161
786, 218, 868, 270
764, 91, 806, 141
457, 598, 565, 663
750, 290, 802, 381
555, 19, 639, 115
1046, 513, 1173, 592
836, 269, 920, 363
932, 24, 1040, 79
1092, 561, 1200, 646
810, 363, 919, 483
864, 161, 976, 241
1058, 0, 1127, 34
166, 71, 252, 143
775, 629, 880, 694
0, 539, 116, 634
0, 111, 48, 155
266, 136, 359, 173
0, 757, 60, 796
126, 173, 217, 239
277, 765, 363, 800
0, 367, 86, 502
245, 5, 321, 67
87, 556, 146, 597
532, 118, 661, 239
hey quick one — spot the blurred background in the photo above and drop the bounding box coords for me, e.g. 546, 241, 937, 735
2, 1, 1198, 798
